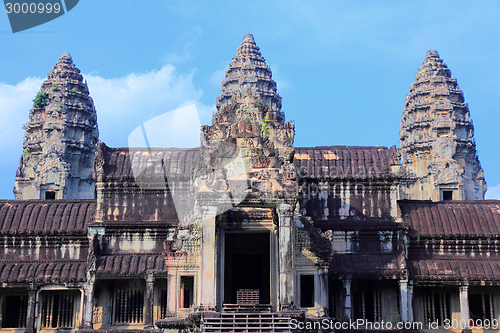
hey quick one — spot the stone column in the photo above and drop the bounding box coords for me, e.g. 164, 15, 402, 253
343, 279, 352, 321
80, 273, 95, 329
166, 273, 176, 314
144, 274, 155, 328
25, 285, 37, 333
200, 206, 218, 310
277, 203, 295, 310
407, 281, 414, 322
316, 269, 329, 317
399, 279, 408, 322
459, 285, 472, 333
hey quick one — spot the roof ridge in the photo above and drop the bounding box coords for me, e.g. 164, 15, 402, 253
295, 145, 389, 150
0, 199, 97, 204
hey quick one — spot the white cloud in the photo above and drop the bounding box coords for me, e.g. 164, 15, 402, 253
0, 76, 45, 199
0, 77, 45, 152
0, 65, 212, 198
486, 183, 500, 200
162, 26, 203, 65
210, 68, 226, 87
85, 64, 210, 147
128, 104, 201, 149
269, 64, 290, 92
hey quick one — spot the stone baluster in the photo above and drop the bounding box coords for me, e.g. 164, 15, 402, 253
343, 278, 352, 321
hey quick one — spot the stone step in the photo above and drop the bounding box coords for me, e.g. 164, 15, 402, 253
202, 312, 291, 333
223, 303, 272, 313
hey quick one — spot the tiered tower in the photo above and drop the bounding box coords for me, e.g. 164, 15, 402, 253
202, 33, 295, 204
14, 53, 99, 200
199, 34, 296, 311
216, 33, 284, 124
399, 50, 486, 201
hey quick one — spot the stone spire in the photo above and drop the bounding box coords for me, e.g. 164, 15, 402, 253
216, 33, 284, 123
399, 50, 486, 201
200, 34, 295, 207
14, 53, 99, 200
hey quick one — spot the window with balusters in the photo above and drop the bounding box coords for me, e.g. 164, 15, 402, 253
40, 291, 78, 329
0, 294, 28, 328
114, 288, 145, 324
353, 288, 382, 322
469, 293, 495, 323
421, 291, 451, 326
159, 288, 168, 319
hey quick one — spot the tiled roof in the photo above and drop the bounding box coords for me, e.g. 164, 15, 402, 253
328, 253, 405, 278
100, 144, 201, 180
0, 261, 87, 283
400, 200, 500, 236
96, 254, 167, 277
99, 144, 398, 181
294, 146, 397, 180
409, 257, 500, 281
0, 200, 96, 234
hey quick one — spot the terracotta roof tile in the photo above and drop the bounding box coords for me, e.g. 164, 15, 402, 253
328, 253, 404, 278
0, 261, 87, 283
96, 254, 166, 277
409, 257, 500, 281
0, 200, 96, 234
400, 200, 500, 236
100, 144, 201, 180
294, 146, 397, 180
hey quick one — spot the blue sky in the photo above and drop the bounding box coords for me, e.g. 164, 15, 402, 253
1, 0, 499, 199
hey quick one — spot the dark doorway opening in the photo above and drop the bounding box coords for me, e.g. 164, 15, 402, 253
224, 232, 270, 304
2, 295, 27, 328
180, 276, 194, 308
300, 275, 315, 307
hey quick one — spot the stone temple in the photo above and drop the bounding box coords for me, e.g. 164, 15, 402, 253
0, 34, 498, 333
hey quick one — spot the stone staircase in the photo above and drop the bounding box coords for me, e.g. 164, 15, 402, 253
201, 304, 292, 333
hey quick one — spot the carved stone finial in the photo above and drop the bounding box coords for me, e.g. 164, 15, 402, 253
59, 52, 72, 61
425, 49, 439, 60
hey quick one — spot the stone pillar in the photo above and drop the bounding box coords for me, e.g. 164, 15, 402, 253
25, 285, 37, 333
166, 273, 176, 314
343, 279, 351, 321
316, 269, 329, 317
144, 274, 155, 328
399, 279, 408, 322
200, 206, 218, 310
459, 285, 472, 333
80, 274, 95, 329
277, 203, 295, 310
407, 281, 414, 322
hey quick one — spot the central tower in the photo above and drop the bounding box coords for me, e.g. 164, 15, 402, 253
198, 34, 297, 312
